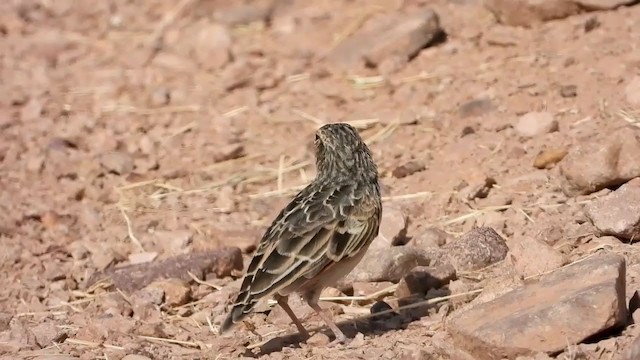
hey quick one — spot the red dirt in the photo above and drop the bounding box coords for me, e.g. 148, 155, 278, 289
2, 0, 640, 359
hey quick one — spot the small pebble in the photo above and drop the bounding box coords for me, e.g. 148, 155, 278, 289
534, 148, 568, 169
584, 16, 600, 32
307, 332, 331, 346
559, 85, 577, 98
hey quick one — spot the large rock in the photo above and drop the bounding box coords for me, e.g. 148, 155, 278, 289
584, 178, 640, 241
86, 247, 243, 293
508, 235, 567, 278
440, 227, 508, 272
559, 128, 640, 196
329, 9, 441, 69
575, 0, 638, 8
484, 0, 635, 27
447, 253, 627, 359
346, 227, 506, 285
469, 271, 525, 307
484, 0, 579, 27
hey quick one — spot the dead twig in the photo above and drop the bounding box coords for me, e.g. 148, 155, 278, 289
65, 338, 125, 351
117, 205, 145, 252
187, 270, 222, 290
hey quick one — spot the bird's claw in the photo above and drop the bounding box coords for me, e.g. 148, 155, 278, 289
327, 335, 350, 347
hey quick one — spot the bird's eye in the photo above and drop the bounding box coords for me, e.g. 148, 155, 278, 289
315, 134, 320, 142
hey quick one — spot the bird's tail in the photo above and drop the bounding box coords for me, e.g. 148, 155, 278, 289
218, 296, 257, 334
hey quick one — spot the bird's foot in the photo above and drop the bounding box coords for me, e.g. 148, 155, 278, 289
327, 334, 350, 347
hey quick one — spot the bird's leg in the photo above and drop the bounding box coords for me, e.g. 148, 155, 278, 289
274, 294, 309, 339
307, 298, 348, 344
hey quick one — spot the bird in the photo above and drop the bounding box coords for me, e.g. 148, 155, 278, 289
219, 122, 382, 345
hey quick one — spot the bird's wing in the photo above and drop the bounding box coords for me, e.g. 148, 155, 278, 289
232, 180, 374, 307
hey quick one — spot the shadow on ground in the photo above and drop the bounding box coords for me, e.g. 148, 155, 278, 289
247, 290, 451, 356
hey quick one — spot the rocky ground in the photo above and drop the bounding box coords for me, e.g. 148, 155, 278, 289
1, 0, 640, 359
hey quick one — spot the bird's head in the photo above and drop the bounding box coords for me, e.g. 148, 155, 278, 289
313, 123, 378, 181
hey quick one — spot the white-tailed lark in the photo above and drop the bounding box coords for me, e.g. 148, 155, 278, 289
219, 123, 382, 344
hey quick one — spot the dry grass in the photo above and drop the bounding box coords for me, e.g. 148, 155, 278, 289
117, 204, 145, 251
64, 338, 125, 351
138, 335, 205, 349
382, 191, 433, 201
349, 70, 436, 89
100, 104, 201, 117
199, 153, 263, 173
619, 108, 640, 128
436, 199, 593, 227
292, 109, 326, 126
348, 75, 387, 89
188, 270, 222, 290
112, 115, 415, 220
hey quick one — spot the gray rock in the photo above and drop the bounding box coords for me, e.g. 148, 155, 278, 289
329, 9, 441, 69
514, 111, 558, 138
409, 227, 450, 249
509, 235, 568, 277
441, 227, 509, 272
485, 0, 634, 27
484, 0, 579, 27
559, 128, 640, 196
576, 0, 639, 10
584, 177, 640, 241
87, 247, 243, 293
344, 246, 435, 283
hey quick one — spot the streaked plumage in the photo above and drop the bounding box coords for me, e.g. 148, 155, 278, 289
219, 123, 382, 344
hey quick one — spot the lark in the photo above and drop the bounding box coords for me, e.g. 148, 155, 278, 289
219, 123, 382, 344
